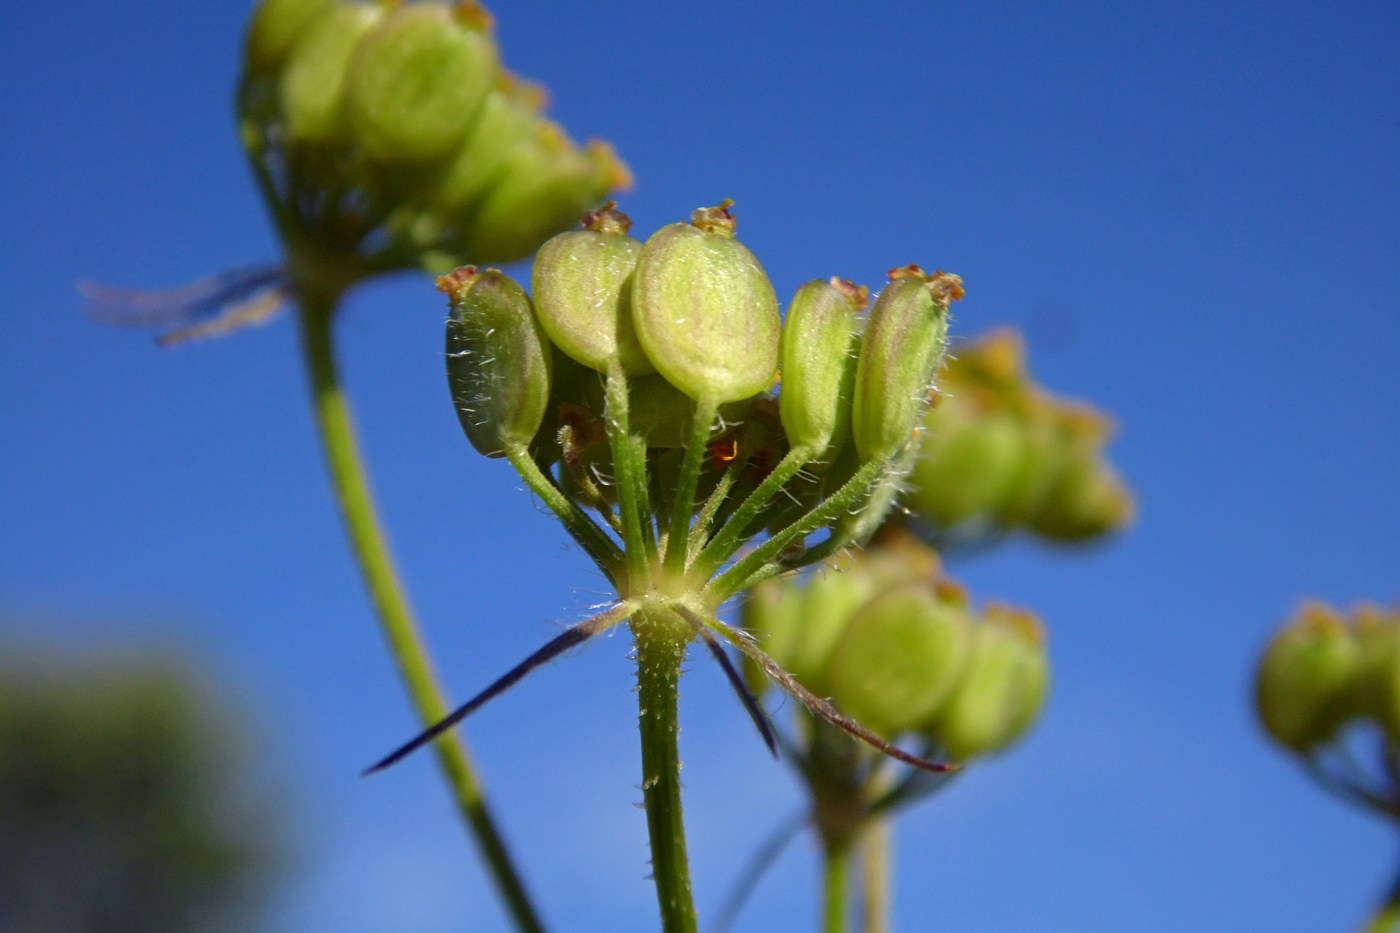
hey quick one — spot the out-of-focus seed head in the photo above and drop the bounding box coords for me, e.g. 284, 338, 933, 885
630, 201, 781, 402
1254, 601, 1361, 752
431, 73, 546, 214
244, 0, 337, 75
280, 3, 385, 145
931, 604, 1049, 759
345, 2, 499, 164
826, 583, 974, 739
464, 125, 631, 265
851, 266, 962, 463
531, 203, 652, 375
441, 266, 553, 458
906, 398, 1027, 526
779, 277, 865, 454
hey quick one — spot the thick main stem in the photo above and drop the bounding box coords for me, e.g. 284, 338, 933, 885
298, 298, 544, 933
633, 613, 698, 933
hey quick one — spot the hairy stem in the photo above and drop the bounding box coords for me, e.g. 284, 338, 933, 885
633, 612, 698, 933
692, 443, 815, 580
298, 297, 544, 933
664, 396, 718, 577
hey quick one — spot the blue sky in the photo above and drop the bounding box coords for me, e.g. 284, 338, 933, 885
3, 1, 1398, 930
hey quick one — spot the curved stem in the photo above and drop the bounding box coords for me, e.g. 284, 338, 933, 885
298, 298, 545, 933
633, 612, 698, 933
822, 838, 852, 933
504, 443, 623, 583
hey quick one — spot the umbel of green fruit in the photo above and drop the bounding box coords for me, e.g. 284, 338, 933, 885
235, 0, 631, 311
903, 328, 1134, 543
86, 0, 632, 346
742, 529, 1050, 760
1253, 599, 1382, 753
367, 200, 973, 782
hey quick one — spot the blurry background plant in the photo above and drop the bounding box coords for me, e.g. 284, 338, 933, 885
81, 2, 630, 930
0, 644, 282, 933
1255, 599, 1400, 933
731, 329, 1131, 932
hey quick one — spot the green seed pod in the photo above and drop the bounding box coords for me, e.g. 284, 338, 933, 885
827, 583, 974, 739
779, 278, 864, 454
784, 562, 885, 696
933, 607, 1048, 759
465, 124, 631, 265
851, 266, 962, 463
1351, 606, 1400, 742
432, 74, 545, 214
1254, 602, 1360, 752
346, 2, 499, 164
244, 0, 337, 75
440, 266, 553, 458
982, 605, 1050, 743
907, 397, 1028, 526
1028, 455, 1135, 541
531, 204, 652, 375
279, 3, 385, 145
630, 201, 781, 403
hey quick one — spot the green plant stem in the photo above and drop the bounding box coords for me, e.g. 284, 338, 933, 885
858, 817, 891, 933
705, 460, 883, 602
692, 444, 815, 580
823, 839, 852, 933
297, 298, 544, 933
504, 443, 623, 582
633, 612, 698, 933
664, 396, 718, 577
605, 363, 653, 587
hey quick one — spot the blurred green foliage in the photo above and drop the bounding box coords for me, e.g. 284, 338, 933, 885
0, 649, 282, 933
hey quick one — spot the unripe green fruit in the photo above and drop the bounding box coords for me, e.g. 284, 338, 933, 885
244, 0, 337, 75
934, 610, 1048, 759
1254, 603, 1360, 751
851, 267, 959, 463
827, 583, 973, 738
1352, 610, 1400, 743
630, 201, 781, 403
441, 266, 553, 459
465, 127, 629, 266
784, 563, 884, 696
907, 400, 1027, 526
779, 278, 864, 454
994, 406, 1063, 525
432, 76, 544, 213
346, 3, 498, 164
531, 205, 652, 375
1028, 455, 1135, 541
280, 3, 384, 144
740, 577, 805, 695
